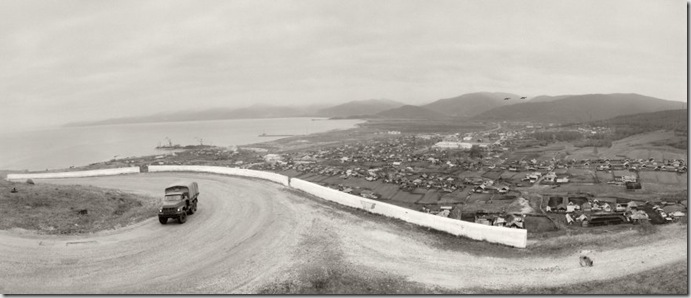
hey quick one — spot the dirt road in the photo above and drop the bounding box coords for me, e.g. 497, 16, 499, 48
0, 173, 685, 293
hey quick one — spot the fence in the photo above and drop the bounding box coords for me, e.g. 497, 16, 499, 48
5, 167, 140, 181
147, 165, 290, 186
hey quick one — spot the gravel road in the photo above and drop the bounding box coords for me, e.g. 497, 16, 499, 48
0, 173, 685, 293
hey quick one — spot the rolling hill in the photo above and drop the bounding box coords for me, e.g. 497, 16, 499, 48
592, 109, 688, 131
422, 92, 520, 117
528, 95, 572, 103
472, 93, 682, 123
376, 105, 447, 120
590, 109, 687, 149
317, 99, 405, 117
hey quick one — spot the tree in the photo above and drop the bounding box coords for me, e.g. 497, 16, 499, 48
469, 145, 483, 159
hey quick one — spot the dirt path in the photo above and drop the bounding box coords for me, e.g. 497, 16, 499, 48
0, 173, 685, 293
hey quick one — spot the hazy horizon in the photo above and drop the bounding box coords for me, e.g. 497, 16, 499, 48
0, 0, 686, 131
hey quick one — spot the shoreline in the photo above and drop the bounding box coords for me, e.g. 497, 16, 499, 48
0, 117, 365, 173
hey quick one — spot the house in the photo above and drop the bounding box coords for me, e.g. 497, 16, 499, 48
581, 202, 592, 212
622, 175, 637, 183
556, 177, 570, 184
614, 175, 637, 183
626, 201, 639, 210
263, 154, 283, 164
294, 155, 317, 164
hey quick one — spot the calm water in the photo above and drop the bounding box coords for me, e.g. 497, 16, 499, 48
0, 118, 362, 171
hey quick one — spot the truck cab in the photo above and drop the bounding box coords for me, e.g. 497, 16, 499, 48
158, 181, 199, 224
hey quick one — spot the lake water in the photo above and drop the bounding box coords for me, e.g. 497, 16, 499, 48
0, 118, 363, 171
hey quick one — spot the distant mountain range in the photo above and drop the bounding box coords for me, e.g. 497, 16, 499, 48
472, 93, 682, 123
422, 92, 519, 118
317, 99, 404, 117
376, 105, 447, 120
528, 95, 572, 103
64, 104, 325, 127
64, 92, 683, 127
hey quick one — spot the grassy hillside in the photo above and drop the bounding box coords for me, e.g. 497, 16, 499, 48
591, 109, 687, 133
577, 109, 688, 149
0, 179, 157, 234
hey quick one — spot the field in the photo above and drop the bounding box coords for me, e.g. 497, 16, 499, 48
565, 131, 687, 161
639, 171, 687, 185
566, 168, 595, 183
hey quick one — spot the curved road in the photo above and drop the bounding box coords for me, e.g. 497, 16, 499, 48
0, 173, 686, 293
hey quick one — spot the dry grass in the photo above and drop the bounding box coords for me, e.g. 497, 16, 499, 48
258, 264, 447, 294
471, 261, 687, 294
260, 260, 687, 294
0, 179, 158, 234
257, 216, 446, 294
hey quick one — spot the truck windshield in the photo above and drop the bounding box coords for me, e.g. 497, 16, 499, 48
164, 194, 183, 202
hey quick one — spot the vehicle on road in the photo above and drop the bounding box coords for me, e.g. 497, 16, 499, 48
158, 181, 199, 224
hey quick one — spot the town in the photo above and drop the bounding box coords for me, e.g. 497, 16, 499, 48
94, 120, 687, 235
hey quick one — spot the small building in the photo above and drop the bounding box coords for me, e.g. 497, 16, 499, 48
581, 202, 592, 212
263, 154, 284, 164
433, 141, 473, 150
556, 177, 570, 184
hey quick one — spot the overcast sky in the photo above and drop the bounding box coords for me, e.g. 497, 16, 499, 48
0, 0, 686, 130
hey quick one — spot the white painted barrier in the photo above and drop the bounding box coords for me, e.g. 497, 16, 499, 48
6, 167, 141, 181
148, 165, 290, 187
290, 178, 527, 248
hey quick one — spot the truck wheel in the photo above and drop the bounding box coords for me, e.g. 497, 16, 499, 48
190, 202, 197, 214
159, 217, 168, 224
179, 212, 187, 224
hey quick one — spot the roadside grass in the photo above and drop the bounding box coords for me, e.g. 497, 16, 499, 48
257, 217, 447, 294
259, 261, 687, 294
471, 261, 688, 294
0, 179, 158, 234
258, 265, 447, 294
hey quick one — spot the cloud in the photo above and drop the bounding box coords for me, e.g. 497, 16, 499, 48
0, 0, 685, 130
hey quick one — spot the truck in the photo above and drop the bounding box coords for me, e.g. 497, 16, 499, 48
158, 181, 199, 224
